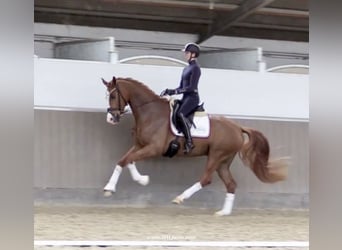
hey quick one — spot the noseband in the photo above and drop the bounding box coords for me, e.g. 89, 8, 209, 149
107, 83, 128, 115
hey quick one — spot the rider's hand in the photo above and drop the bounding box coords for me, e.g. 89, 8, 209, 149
160, 88, 176, 96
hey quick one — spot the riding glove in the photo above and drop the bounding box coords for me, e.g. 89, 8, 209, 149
160, 88, 176, 96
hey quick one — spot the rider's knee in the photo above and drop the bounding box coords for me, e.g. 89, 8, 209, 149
177, 111, 185, 118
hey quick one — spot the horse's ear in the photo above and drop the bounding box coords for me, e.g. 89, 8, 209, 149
101, 78, 108, 86
112, 76, 117, 85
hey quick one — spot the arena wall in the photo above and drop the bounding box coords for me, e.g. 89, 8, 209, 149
34, 110, 308, 209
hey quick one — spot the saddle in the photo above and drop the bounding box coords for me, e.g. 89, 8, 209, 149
163, 98, 209, 158
171, 99, 205, 132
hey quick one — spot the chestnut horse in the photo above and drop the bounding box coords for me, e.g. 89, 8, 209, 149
101, 76, 287, 216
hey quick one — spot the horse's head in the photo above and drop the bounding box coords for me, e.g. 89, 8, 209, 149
102, 76, 128, 125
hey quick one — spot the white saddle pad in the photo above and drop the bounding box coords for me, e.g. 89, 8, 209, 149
167, 98, 210, 138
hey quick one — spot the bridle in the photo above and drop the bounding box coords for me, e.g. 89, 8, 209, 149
107, 83, 128, 115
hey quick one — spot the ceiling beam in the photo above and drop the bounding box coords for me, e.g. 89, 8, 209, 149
35, 6, 211, 24
258, 7, 309, 18
196, 0, 275, 44
237, 22, 308, 32
34, 12, 206, 34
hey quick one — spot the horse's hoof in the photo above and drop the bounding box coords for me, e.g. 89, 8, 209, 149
172, 196, 183, 204
214, 210, 231, 216
103, 190, 114, 197
138, 175, 149, 186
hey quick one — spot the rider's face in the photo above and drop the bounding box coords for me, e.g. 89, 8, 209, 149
184, 51, 192, 61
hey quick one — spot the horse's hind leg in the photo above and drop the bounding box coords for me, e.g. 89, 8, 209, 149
172, 154, 223, 204
215, 154, 237, 216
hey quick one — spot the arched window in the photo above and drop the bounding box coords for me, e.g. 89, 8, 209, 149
267, 65, 309, 74
119, 55, 187, 67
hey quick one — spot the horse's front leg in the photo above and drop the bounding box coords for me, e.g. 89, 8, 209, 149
103, 161, 149, 197
103, 145, 158, 196
126, 162, 150, 186
103, 146, 136, 196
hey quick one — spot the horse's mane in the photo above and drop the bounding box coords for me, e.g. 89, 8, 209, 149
118, 78, 158, 95
117, 77, 167, 102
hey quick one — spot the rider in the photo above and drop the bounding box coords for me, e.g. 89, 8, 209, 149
161, 42, 202, 154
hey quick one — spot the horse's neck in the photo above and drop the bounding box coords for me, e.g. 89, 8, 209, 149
127, 84, 157, 108
126, 83, 167, 123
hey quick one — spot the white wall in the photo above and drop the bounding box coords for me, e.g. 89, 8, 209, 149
34, 58, 308, 121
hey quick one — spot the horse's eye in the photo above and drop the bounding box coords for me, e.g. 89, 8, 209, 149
110, 95, 116, 100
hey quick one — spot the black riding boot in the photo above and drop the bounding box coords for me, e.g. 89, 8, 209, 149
178, 113, 194, 154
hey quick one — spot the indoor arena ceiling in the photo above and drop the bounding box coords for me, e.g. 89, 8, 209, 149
34, 0, 309, 43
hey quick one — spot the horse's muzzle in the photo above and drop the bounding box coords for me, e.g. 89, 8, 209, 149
106, 112, 120, 125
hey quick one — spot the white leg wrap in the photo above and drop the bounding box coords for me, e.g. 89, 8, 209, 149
127, 162, 142, 181
127, 162, 149, 186
179, 182, 202, 200
216, 193, 235, 216
103, 165, 122, 192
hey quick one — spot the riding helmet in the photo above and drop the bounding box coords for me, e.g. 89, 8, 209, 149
182, 43, 200, 57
